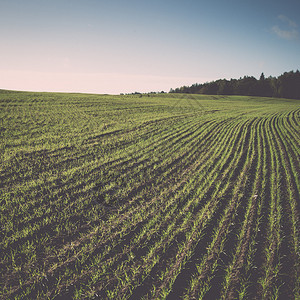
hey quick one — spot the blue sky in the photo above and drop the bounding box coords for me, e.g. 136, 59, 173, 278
0, 0, 299, 94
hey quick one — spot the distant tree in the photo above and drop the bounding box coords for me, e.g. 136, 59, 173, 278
270, 76, 279, 97
278, 71, 300, 99
257, 73, 274, 97
259, 72, 265, 81
217, 79, 233, 95
236, 76, 258, 96
169, 70, 300, 99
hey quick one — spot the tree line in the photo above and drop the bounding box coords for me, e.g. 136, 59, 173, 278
170, 70, 300, 99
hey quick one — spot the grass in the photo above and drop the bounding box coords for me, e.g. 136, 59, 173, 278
0, 90, 299, 299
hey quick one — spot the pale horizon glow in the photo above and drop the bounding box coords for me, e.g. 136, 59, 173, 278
1, 0, 300, 94
0, 69, 210, 94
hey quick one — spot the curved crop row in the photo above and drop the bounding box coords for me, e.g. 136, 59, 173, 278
0, 92, 299, 299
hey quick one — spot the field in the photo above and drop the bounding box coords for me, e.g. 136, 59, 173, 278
0, 90, 299, 299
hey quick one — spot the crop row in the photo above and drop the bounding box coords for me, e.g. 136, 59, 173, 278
0, 93, 299, 299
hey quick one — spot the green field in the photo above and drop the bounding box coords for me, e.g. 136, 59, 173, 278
1, 91, 299, 299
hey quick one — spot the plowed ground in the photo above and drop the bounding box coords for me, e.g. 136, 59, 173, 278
0, 91, 299, 299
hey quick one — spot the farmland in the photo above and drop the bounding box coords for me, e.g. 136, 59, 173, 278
0, 90, 299, 299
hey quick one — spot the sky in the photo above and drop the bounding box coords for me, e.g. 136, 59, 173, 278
0, 0, 300, 94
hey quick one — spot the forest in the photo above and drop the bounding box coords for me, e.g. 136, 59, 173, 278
170, 70, 300, 99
